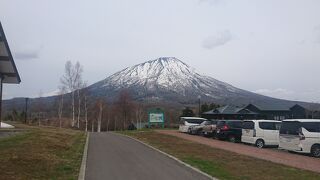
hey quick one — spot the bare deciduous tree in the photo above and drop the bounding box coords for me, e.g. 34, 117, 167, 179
114, 115, 117, 131
116, 89, 133, 130
60, 61, 75, 127
57, 86, 66, 128
60, 61, 83, 128
81, 82, 89, 132
96, 99, 105, 133
134, 102, 144, 129
37, 90, 43, 127
75, 62, 83, 129
91, 118, 95, 132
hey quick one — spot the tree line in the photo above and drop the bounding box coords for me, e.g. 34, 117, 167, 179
55, 61, 149, 132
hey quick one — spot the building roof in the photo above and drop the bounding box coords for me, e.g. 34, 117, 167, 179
180, 117, 207, 120
203, 105, 258, 115
0, 22, 21, 84
282, 119, 320, 122
245, 103, 304, 111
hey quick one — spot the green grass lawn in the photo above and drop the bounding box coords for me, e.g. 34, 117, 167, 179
0, 124, 86, 180
119, 130, 320, 180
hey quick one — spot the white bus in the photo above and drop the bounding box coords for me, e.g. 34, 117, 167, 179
178, 117, 207, 133
242, 120, 281, 148
279, 119, 320, 157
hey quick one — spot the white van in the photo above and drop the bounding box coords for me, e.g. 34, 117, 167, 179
242, 120, 281, 148
279, 119, 320, 157
178, 117, 207, 133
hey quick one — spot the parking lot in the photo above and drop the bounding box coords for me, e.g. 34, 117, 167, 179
157, 130, 320, 173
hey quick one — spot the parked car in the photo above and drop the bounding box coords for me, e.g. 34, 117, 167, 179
178, 117, 207, 133
242, 120, 281, 148
202, 120, 218, 137
216, 120, 243, 142
279, 119, 320, 157
189, 120, 217, 135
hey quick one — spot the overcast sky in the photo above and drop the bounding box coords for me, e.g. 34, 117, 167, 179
1, 0, 320, 102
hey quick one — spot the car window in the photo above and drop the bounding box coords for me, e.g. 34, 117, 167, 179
201, 121, 211, 125
206, 121, 215, 125
228, 121, 243, 128
259, 122, 276, 130
243, 121, 254, 129
280, 121, 300, 135
217, 121, 226, 127
185, 119, 204, 124
275, 122, 281, 130
301, 122, 320, 133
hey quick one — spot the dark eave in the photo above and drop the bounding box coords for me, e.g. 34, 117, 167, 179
0, 22, 21, 84
0, 56, 10, 61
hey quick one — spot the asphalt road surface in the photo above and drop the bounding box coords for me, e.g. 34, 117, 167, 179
85, 132, 211, 180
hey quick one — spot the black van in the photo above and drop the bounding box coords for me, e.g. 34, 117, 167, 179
216, 120, 243, 142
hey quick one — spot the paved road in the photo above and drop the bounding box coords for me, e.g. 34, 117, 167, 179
157, 130, 320, 173
85, 133, 211, 180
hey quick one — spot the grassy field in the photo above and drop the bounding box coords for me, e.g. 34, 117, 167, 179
0, 124, 86, 180
120, 130, 320, 180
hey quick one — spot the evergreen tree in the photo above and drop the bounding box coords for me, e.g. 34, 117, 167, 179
181, 107, 194, 117
209, 103, 220, 110
201, 103, 209, 113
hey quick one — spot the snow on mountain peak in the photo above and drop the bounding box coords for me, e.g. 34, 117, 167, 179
101, 57, 239, 97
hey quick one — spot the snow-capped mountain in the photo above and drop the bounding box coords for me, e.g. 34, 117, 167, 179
102, 57, 238, 97
88, 57, 298, 106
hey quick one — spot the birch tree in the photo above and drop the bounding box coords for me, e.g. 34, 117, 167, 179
114, 114, 118, 131
61, 61, 76, 127
82, 83, 89, 132
134, 103, 144, 129
37, 90, 43, 127
116, 89, 132, 130
74, 62, 83, 129
106, 109, 110, 131
96, 99, 105, 133
91, 118, 95, 132
60, 61, 83, 128
57, 86, 67, 128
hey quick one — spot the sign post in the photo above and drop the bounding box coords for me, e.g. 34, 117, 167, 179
148, 108, 165, 128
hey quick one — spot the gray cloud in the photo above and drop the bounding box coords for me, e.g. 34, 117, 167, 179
198, 0, 222, 5
14, 50, 39, 60
254, 88, 320, 103
254, 88, 295, 96
202, 30, 233, 49
314, 25, 320, 43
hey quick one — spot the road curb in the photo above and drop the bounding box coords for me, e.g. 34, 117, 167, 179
78, 132, 90, 180
114, 132, 218, 180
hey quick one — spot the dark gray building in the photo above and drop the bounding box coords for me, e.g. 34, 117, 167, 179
203, 103, 307, 120
202, 105, 258, 120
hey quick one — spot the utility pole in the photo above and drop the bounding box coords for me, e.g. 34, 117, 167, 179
25, 98, 29, 124
198, 95, 201, 117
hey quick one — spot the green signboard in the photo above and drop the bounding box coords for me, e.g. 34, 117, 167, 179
148, 108, 165, 128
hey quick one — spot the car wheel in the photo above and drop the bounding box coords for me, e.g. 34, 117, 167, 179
311, 145, 320, 158
228, 135, 236, 143
256, 139, 264, 148
187, 128, 191, 134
